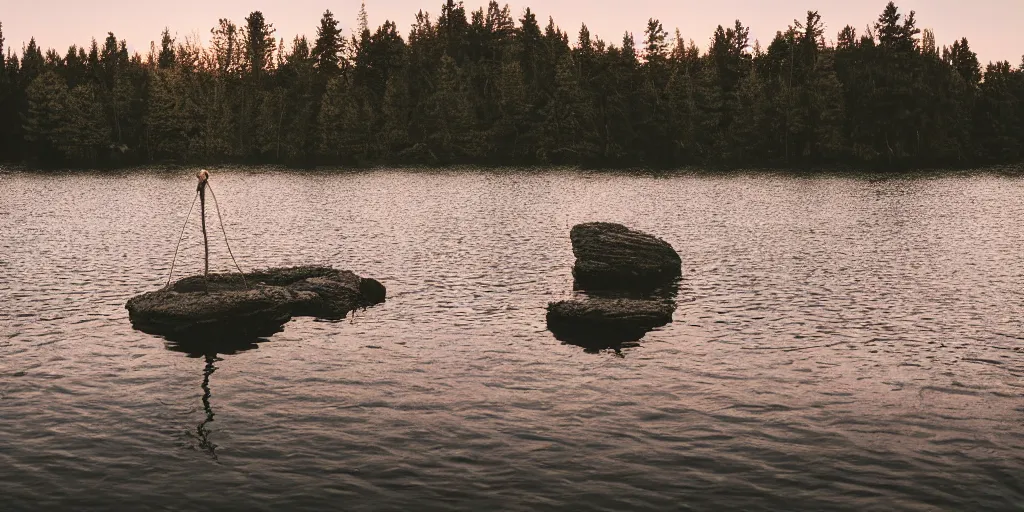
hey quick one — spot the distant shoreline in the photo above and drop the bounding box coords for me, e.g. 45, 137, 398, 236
3, 162, 1022, 178
1, 2, 1021, 174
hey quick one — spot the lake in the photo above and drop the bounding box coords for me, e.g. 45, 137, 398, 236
1, 167, 1022, 510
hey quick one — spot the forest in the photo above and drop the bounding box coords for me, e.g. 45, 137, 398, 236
0, 1, 1022, 169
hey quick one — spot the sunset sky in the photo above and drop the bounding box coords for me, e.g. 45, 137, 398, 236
3, 0, 1022, 65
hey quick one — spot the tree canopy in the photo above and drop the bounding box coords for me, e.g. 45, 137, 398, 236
0, 1, 1021, 169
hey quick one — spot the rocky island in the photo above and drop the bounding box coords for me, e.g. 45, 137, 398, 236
126, 266, 386, 341
547, 222, 681, 349
569, 222, 682, 290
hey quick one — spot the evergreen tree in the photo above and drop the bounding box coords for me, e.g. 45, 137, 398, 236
145, 67, 187, 160
636, 19, 672, 165
1, 1, 1022, 169
378, 69, 412, 158
23, 71, 70, 163
62, 45, 88, 88
243, 11, 276, 78
422, 55, 475, 161
876, 1, 919, 52
21, 38, 45, 87
728, 66, 767, 162
693, 64, 725, 160
63, 83, 110, 163
211, 19, 241, 75
921, 28, 936, 56
943, 38, 981, 87
539, 53, 596, 163
158, 28, 176, 69
0, 21, 9, 161
438, 0, 469, 61
278, 36, 317, 164
1, 39, 23, 162
320, 75, 376, 162
975, 61, 1022, 161
491, 50, 530, 161
312, 10, 345, 74
873, 2, 923, 162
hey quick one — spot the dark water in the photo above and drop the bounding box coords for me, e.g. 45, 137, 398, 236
2, 168, 1023, 511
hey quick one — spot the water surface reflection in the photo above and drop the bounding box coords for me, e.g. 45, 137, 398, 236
165, 339, 269, 461
1, 168, 1022, 511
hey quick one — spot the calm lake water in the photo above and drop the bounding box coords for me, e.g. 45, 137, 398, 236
1, 167, 1022, 511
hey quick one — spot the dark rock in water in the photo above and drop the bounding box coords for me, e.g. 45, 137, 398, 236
570, 222, 681, 290
548, 223, 682, 351
125, 266, 386, 342
546, 297, 675, 348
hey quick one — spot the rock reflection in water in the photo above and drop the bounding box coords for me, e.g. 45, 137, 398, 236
164, 337, 269, 358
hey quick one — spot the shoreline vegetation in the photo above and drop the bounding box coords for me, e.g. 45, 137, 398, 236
4, 163, 1022, 180
0, 1, 1022, 171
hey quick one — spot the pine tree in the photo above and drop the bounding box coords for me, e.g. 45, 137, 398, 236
1, 42, 23, 162
644, 19, 669, 63
694, 64, 724, 161
145, 67, 187, 160
727, 66, 767, 162
379, 70, 412, 158
868, 1, 924, 164
539, 53, 595, 163
422, 55, 474, 162
63, 83, 110, 163
975, 61, 1022, 161
312, 10, 345, 75
637, 19, 672, 165
278, 36, 316, 164
158, 28, 176, 69
876, 1, 919, 52
0, 21, 9, 161
243, 11, 276, 78
317, 75, 375, 162
837, 26, 857, 50
921, 29, 936, 56
517, 7, 543, 87
23, 71, 70, 163
438, 0, 469, 61
211, 19, 240, 75
21, 38, 45, 87
491, 50, 529, 161
61, 46, 87, 88
943, 38, 981, 87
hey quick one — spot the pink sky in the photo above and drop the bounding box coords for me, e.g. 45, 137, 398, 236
3, 0, 1022, 65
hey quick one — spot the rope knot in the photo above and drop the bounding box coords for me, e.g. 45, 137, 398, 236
196, 169, 210, 192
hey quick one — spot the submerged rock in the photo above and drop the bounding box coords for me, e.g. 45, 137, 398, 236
125, 266, 386, 341
546, 297, 675, 348
570, 222, 681, 290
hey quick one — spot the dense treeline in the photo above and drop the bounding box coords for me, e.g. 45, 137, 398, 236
0, 1, 1022, 169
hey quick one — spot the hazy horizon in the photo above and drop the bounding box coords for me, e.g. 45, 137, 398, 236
3, 0, 1022, 65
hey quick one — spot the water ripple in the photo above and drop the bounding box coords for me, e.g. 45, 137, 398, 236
0, 169, 1022, 510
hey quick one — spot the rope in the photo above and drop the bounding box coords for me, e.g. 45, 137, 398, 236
207, 183, 248, 288
167, 190, 199, 287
